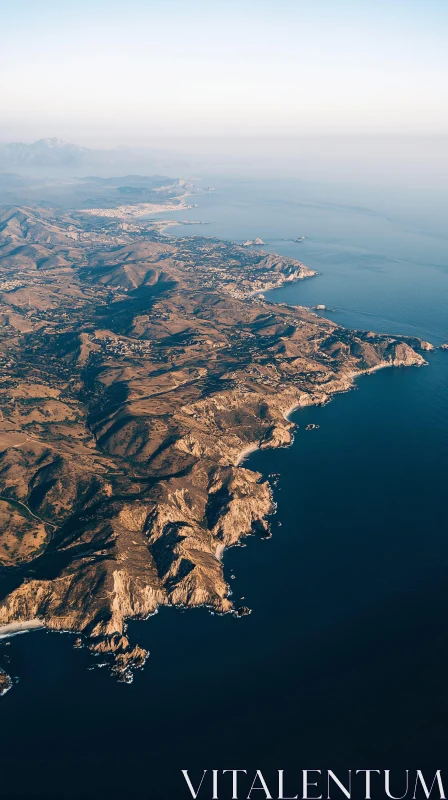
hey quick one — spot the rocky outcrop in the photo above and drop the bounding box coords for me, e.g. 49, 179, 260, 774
0, 669, 12, 696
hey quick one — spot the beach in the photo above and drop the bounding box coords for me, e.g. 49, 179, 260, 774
0, 619, 44, 640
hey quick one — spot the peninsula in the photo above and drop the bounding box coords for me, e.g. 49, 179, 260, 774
0, 195, 432, 689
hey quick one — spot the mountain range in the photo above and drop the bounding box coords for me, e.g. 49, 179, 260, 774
0, 138, 186, 174
0, 138, 89, 168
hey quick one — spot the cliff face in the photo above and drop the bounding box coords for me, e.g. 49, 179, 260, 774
0, 205, 430, 688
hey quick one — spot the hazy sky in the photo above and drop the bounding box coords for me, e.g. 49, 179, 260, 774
1, 0, 447, 144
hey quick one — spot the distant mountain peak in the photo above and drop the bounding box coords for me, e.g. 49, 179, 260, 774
32, 137, 87, 152
36, 137, 69, 148
0, 137, 87, 167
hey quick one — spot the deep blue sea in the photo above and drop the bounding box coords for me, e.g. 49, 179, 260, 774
1, 175, 447, 799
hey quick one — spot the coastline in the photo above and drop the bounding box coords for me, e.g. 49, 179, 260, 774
235, 443, 260, 466
0, 203, 432, 691
234, 353, 429, 473
0, 352, 428, 682
79, 194, 192, 219
0, 619, 44, 640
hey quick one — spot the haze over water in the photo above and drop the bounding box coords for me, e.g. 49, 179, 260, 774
1, 170, 447, 799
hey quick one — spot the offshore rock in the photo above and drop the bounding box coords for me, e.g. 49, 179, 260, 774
0, 669, 12, 696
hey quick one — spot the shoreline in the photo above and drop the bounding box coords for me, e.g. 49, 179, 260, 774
79, 193, 192, 219
235, 443, 260, 466
234, 355, 428, 470
1, 359, 428, 653
282, 397, 314, 421
0, 619, 44, 640
0, 202, 433, 692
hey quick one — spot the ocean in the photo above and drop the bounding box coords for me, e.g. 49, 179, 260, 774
1, 174, 447, 799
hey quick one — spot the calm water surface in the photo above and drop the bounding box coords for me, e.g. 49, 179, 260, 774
1, 176, 447, 799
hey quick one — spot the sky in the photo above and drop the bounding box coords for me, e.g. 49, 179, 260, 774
0, 0, 447, 145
